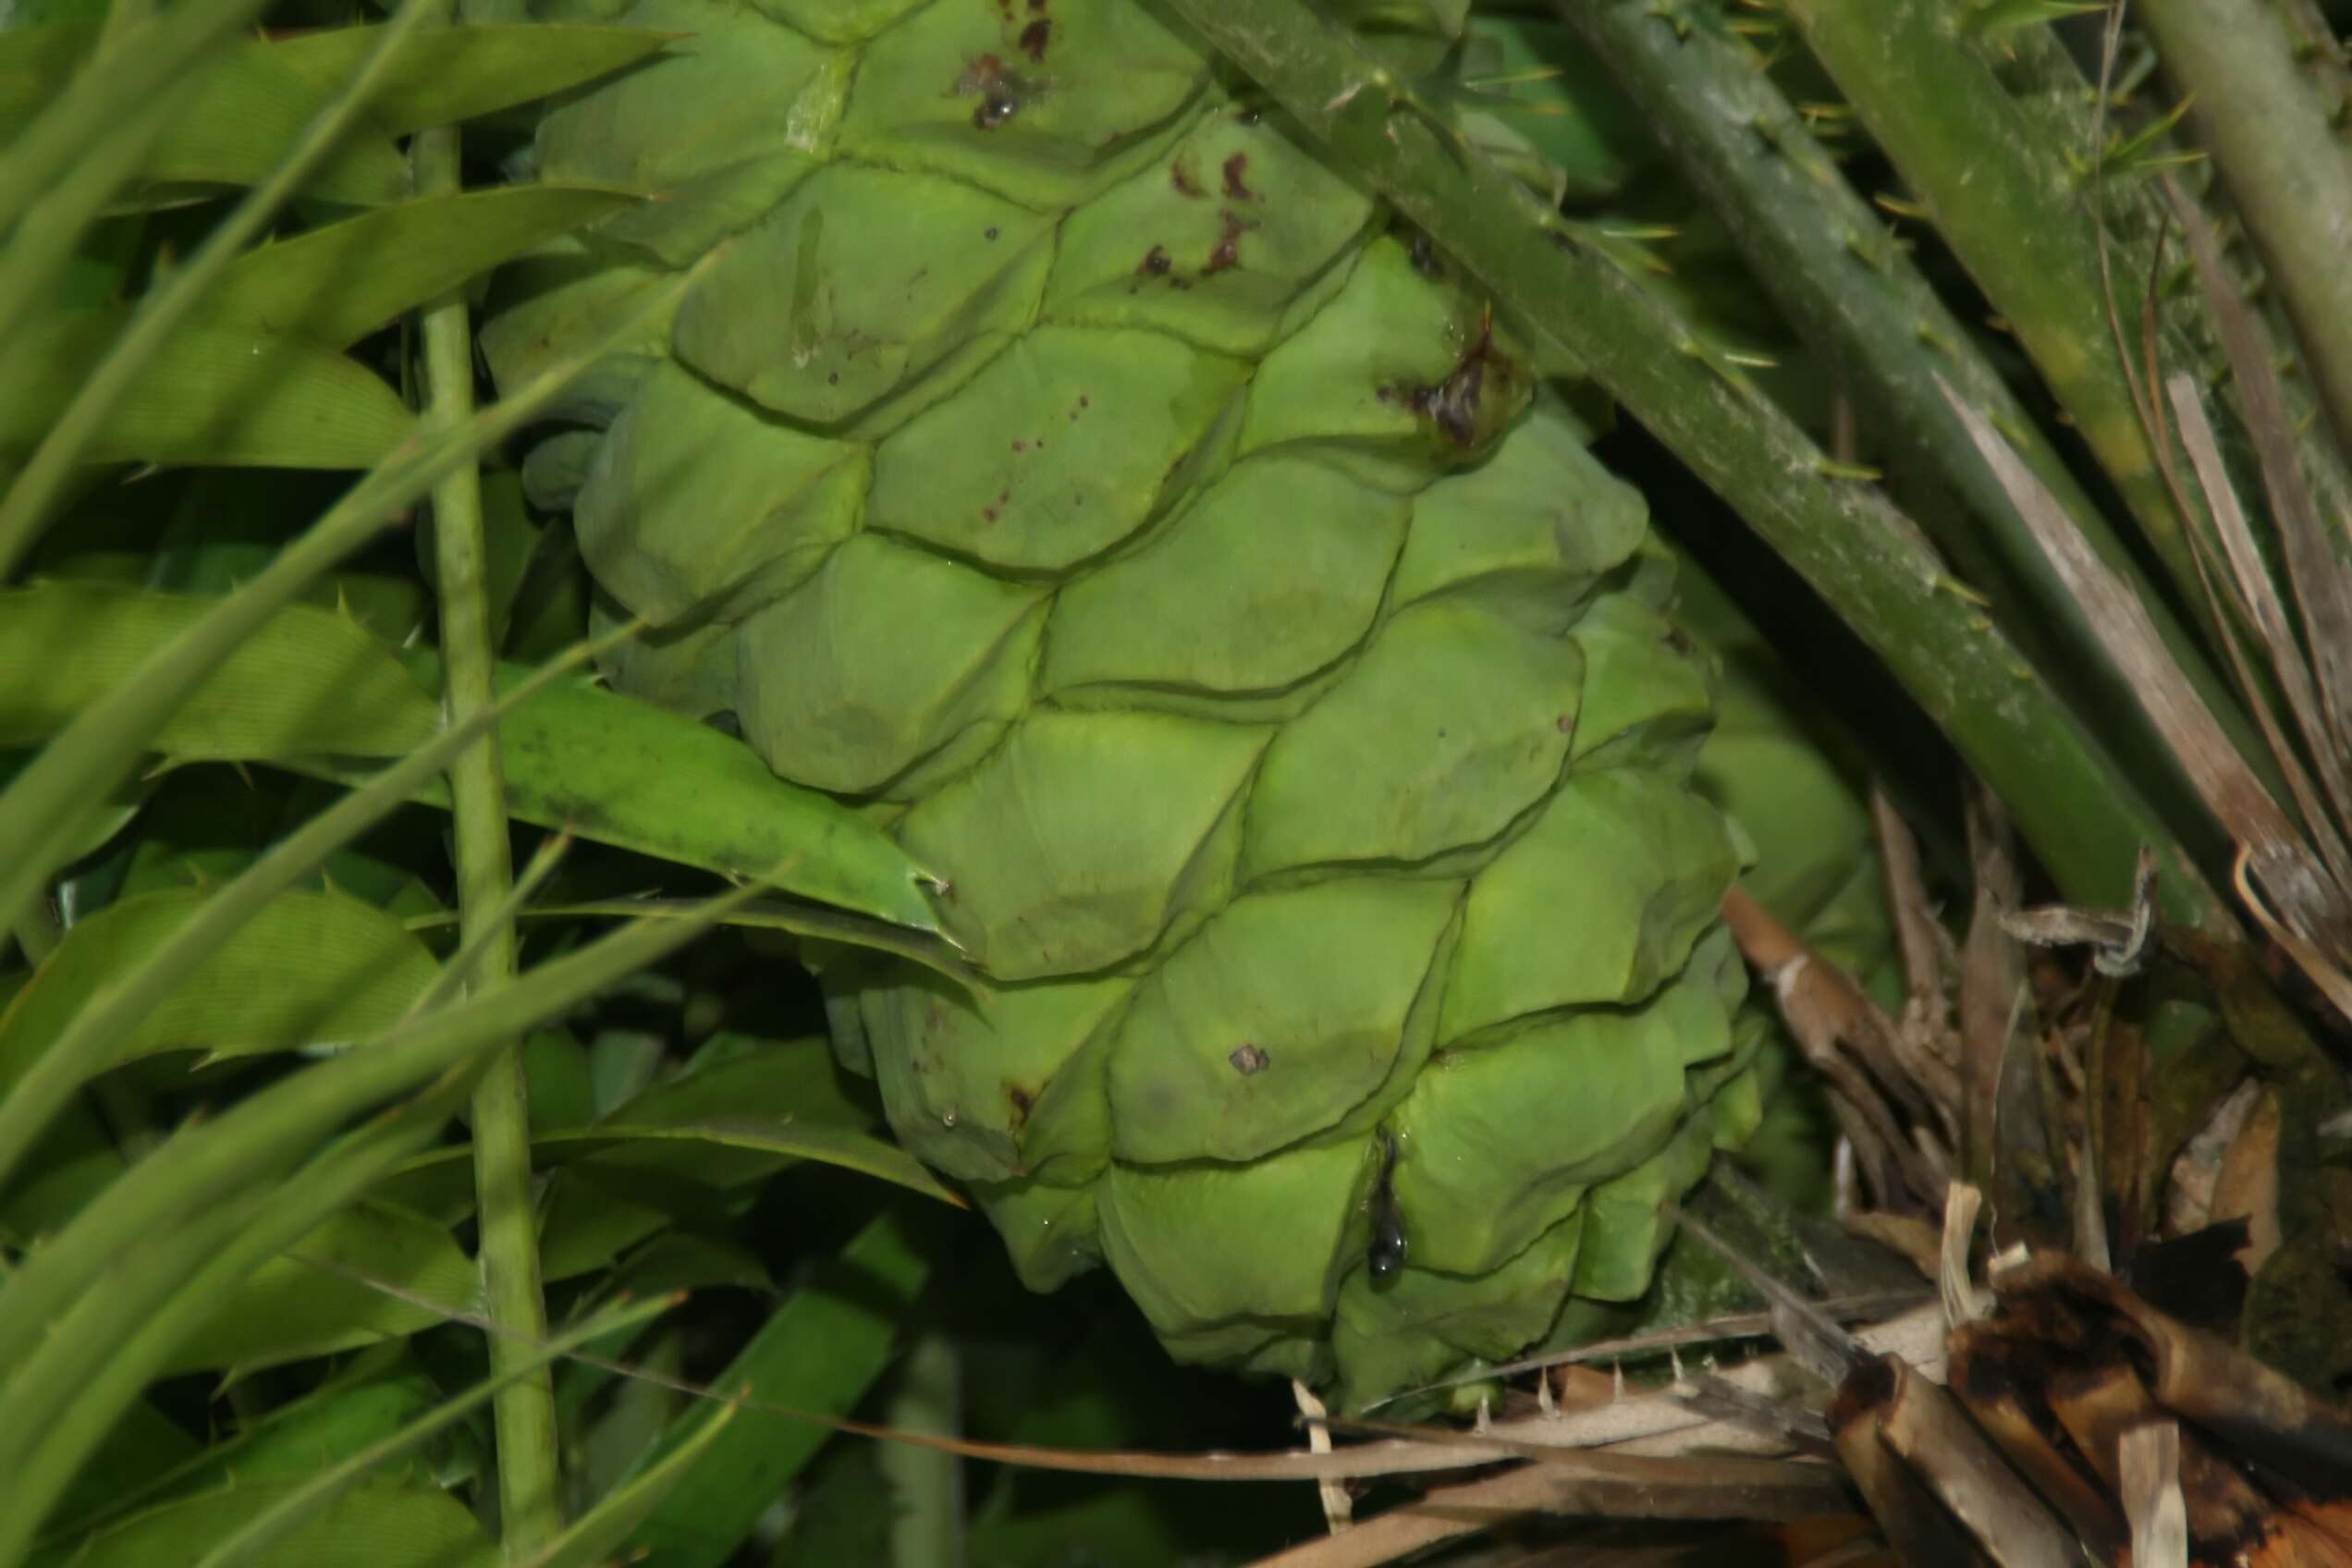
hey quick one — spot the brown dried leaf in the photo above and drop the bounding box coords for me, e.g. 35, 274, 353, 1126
1940, 1182, 1990, 1328
1721, 887, 1950, 1207
1842, 1210, 1939, 1282
2209, 1084, 2284, 1275
1293, 1378, 1355, 1536
1870, 1357, 2079, 1567
1876, 784, 1949, 1024
2162, 183, 2352, 776
1946, 1321, 2133, 1561
1239, 1452, 1856, 1568
1995, 1254, 2352, 1495
1939, 377, 2268, 913
1828, 1358, 2005, 1568
1960, 786, 2027, 1185
1375, 1288, 1934, 1417
2166, 1076, 2263, 1234
2165, 372, 2352, 891
2120, 1422, 2189, 1568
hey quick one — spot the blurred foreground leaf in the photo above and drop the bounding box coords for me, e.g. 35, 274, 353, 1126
31, 1473, 499, 1568
158, 1201, 477, 1374
0, 584, 439, 760
0, 886, 440, 1101
7, 317, 414, 469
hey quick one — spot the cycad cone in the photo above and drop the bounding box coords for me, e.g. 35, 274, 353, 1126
484, 0, 1765, 1407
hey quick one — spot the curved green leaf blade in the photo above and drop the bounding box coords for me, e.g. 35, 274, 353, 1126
0, 881, 768, 1403
0, 0, 438, 575
0, 750, 147, 871
619, 1206, 937, 1568
522, 1403, 737, 1568
44, 1474, 499, 1568
369, 1031, 885, 1219
0, 890, 764, 1557
0, 22, 659, 211
371, 1036, 960, 1247
0, 886, 442, 1100
178, 1297, 680, 1568
161, 42, 408, 204
0, 1101, 124, 1247
309, 652, 946, 935
558, 1121, 957, 1205
0, 31, 408, 205
207, 186, 641, 350
63, 1361, 440, 1537
411, 898, 974, 986
157, 1201, 477, 1374
267, 24, 675, 136
9, 315, 414, 468
39, 1398, 201, 1546
0, 32, 96, 135
0, 584, 440, 760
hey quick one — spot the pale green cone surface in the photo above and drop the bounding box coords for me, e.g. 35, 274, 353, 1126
484, 0, 1759, 1408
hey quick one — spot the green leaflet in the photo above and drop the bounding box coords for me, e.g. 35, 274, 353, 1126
0, 25, 666, 205
529, 1036, 955, 1279
386, 1118, 959, 1280
157, 1298, 681, 1568
614, 1205, 937, 1568
156, 1202, 478, 1375
204, 186, 643, 351
0, 1099, 120, 1245
6, 315, 415, 469
55, 1363, 443, 1539
0, 27, 405, 205
263, 24, 676, 138
0, 751, 147, 873
357, 650, 944, 936
0, 886, 441, 1102
35, 1397, 202, 1544
0, 584, 440, 760
365, 1033, 945, 1255
0, 887, 772, 1559
29, 1474, 499, 1568
518, 1401, 737, 1568
8, 582, 940, 931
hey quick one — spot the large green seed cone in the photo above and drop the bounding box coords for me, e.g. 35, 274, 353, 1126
484, 0, 1759, 1408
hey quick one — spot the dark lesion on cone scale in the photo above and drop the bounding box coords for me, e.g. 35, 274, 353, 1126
1406, 228, 1443, 278
957, 54, 1037, 130
1369, 1132, 1407, 1283
1379, 308, 1512, 450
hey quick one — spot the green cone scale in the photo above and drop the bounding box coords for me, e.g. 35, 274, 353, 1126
484, 0, 1765, 1406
